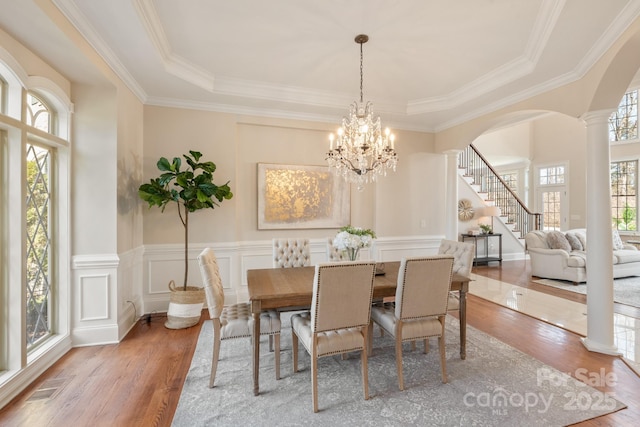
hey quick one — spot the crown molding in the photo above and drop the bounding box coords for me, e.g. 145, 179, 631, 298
53, 0, 148, 102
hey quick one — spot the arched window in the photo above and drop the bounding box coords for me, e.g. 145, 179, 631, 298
26, 92, 52, 133
0, 56, 71, 388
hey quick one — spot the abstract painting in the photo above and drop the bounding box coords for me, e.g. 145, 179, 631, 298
257, 163, 350, 229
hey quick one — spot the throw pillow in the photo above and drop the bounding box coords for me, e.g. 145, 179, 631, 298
565, 232, 583, 251
612, 229, 624, 250
547, 230, 572, 251
576, 232, 587, 250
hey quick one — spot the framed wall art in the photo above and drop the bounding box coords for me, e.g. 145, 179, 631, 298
257, 163, 350, 229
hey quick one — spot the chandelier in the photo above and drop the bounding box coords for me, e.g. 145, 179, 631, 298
326, 34, 397, 190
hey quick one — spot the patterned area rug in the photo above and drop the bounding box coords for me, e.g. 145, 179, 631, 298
172, 314, 625, 426
532, 276, 640, 308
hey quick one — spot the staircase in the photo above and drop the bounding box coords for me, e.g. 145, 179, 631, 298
459, 144, 542, 243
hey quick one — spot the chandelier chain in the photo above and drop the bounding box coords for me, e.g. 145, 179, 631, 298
359, 41, 364, 103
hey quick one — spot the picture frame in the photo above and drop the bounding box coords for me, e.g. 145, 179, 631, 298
257, 163, 350, 229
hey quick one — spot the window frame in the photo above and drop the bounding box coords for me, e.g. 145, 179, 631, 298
609, 88, 639, 144
0, 74, 71, 384
611, 159, 638, 233
535, 163, 569, 231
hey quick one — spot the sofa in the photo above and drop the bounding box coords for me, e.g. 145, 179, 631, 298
524, 228, 640, 284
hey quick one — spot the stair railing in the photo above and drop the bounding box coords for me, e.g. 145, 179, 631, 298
459, 144, 542, 238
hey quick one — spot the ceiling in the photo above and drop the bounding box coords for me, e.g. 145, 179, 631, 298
3, 0, 640, 132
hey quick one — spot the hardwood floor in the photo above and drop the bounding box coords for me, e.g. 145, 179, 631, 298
1, 260, 639, 426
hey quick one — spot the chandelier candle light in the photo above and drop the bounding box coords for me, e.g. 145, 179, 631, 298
332, 225, 376, 261
327, 34, 398, 190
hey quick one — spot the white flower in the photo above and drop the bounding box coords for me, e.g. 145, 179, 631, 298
332, 226, 375, 250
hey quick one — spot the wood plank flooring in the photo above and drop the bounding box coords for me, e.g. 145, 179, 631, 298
1, 260, 639, 426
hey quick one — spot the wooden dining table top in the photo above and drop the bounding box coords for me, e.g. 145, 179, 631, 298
247, 261, 469, 310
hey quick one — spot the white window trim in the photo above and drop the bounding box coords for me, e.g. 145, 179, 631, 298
0, 51, 72, 405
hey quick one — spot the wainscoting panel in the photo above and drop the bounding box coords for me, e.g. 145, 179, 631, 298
72, 254, 120, 346
79, 274, 110, 321
140, 236, 444, 313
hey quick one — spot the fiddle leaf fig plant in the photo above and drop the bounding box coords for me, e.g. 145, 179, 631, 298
138, 150, 233, 290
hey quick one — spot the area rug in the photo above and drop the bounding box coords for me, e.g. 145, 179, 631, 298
532, 276, 640, 308
172, 314, 626, 426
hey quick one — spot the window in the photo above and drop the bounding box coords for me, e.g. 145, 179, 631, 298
537, 165, 567, 231
500, 171, 518, 194
26, 143, 53, 349
609, 89, 638, 142
1, 63, 69, 393
611, 160, 637, 231
541, 191, 562, 230
26, 93, 52, 133
539, 166, 565, 185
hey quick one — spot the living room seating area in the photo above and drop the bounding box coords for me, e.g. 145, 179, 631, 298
525, 228, 640, 284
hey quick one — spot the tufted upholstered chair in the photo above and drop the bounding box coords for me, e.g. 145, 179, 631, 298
198, 248, 281, 388
326, 237, 346, 262
368, 255, 454, 390
291, 261, 376, 412
272, 238, 311, 268
438, 239, 474, 311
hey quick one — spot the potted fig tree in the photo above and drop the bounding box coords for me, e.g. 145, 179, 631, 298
139, 150, 233, 329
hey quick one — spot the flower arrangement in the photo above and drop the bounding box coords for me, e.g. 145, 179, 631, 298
333, 225, 376, 260
479, 224, 492, 234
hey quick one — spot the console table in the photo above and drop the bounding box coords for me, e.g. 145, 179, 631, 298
460, 233, 502, 266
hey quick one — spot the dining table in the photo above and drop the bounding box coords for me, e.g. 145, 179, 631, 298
247, 261, 470, 396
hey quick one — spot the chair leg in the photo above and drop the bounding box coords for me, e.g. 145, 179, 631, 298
210, 319, 222, 388
312, 356, 319, 413
367, 322, 373, 356
292, 330, 299, 373
439, 334, 448, 383
411, 341, 416, 351
423, 338, 429, 354
395, 334, 404, 390
439, 317, 448, 383
361, 347, 370, 400
274, 333, 281, 380
269, 334, 274, 352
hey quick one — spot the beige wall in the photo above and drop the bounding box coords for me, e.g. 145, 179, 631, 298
116, 88, 144, 253
72, 84, 118, 254
141, 106, 441, 245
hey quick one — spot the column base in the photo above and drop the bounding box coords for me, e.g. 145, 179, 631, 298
581, 337, 622, 356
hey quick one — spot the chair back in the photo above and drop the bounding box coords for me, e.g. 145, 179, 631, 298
326, 237, 346, 262
197, 248, 225, 319
395, 255, 454, 320
438, 239, 474, 278
310, 261, 376, 333
273, 238, 310, 268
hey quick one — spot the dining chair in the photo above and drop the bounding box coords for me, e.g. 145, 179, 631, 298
198, 248, 281, 387
273, 238, 310, 268
438, 239, 474, 311
368, 255, 454, 390
326, 237, 346, 262
291, 261, 377, 413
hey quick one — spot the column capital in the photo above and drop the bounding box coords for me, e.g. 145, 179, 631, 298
580, 109, 613, 125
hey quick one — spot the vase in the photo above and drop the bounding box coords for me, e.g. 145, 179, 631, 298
346, 247, 360, 261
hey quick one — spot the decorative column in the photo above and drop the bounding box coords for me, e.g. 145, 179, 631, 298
444, 150, 462, 240
581, 110, 620, 355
